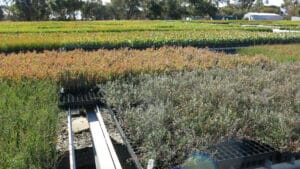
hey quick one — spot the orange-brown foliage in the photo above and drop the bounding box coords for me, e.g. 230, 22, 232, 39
0, 47, 268, 81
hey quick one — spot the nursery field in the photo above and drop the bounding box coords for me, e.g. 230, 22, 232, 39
0, 47, 271, 169
0, 21, 300, 52
0, 20, 299, 169
1, 44, 299, 169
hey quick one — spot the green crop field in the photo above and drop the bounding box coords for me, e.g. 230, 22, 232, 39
0, 20, 275, 33
0, 21, 299, 52
238, 44, 300, 62
0, 20, 299, 169
0, 20, 299, 34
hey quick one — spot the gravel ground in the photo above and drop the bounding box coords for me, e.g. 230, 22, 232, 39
56, 107, 123, 153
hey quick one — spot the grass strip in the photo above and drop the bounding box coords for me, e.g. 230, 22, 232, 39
0, 79, 59, 169
238, 44, 300, 62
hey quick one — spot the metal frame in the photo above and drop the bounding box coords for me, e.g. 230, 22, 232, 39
87, 106, 122, 169
67, 108, 76, 169
67, 105, 123, 169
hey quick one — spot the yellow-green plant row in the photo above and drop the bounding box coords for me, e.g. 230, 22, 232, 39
0, 21, 275, 34
0, 30, 299, 52
0, 47, 268, 81
196, 20, 300, 27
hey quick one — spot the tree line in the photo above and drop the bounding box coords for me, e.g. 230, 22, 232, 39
0, 0, 299, 21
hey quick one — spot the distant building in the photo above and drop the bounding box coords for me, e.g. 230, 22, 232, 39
291, 16, 300, 21
243, 12, 283, 20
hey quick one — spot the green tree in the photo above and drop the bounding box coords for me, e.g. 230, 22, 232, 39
110, 0, 142, 19
189, 0, 218, 17
251, 0, 280, 13
219, 4, 245, 18
234, 0, 255, 11
0, 6, 4, 20
165, 0, 186, 19
125, 0, 143, 19
82, 0, 106, 20
2, 0, 14, 19
12, 0, 51, 20
253, 0, 264, 10
49, 0, 68, 20
32, 0, 51, 20
145, 0, 164, 19
110, 0, 126, 19
12, 0, 33, 20
255, 5, 280, 13
50, 0, 82, 20
282, 0, 299, 18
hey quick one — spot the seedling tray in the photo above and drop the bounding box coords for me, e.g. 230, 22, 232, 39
210, 139, 280, 169
58, 90, 102, 109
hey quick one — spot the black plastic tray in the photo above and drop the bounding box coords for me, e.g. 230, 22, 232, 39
58, 90, 102, 109
208, 139, 300, 169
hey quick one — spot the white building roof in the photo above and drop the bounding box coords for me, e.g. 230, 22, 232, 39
245, 12, 280, 16
243, 12, 283, 20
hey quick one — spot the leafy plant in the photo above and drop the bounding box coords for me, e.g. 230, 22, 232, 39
101, 63, 300, 168
58, 70, 98, 93
0, 47, 269, 81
